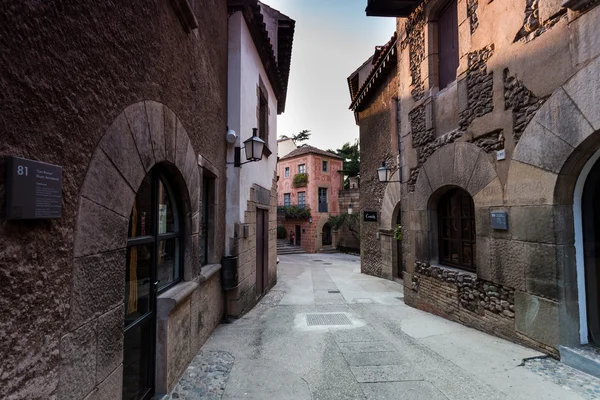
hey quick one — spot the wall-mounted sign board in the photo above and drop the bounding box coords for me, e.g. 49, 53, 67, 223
364, 211, 378, 222
490, 211, 508, 230
6, 156, 63, 219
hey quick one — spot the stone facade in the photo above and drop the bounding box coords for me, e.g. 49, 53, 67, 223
0, 0, 292, 398
351, 0, 600, 356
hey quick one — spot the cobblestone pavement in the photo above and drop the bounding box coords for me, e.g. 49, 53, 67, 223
164, 351, 234, 400
166, 253, 600, 399
523, 357, 600, 399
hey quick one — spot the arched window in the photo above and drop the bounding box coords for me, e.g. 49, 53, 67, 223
125, 167, 183, 326
438, 188, 476, 271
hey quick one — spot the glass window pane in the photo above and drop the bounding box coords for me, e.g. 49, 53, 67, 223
123, 320, 153, 400
158, 178, 177, 234
128, 174, 154, 238
125, 244, 153, 326
157, 238, 180, 289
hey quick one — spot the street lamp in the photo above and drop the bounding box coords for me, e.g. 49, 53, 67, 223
228, 128, 265, 167
377, 161, 401, 183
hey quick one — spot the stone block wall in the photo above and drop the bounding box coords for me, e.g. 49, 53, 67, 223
0, 1, 228, 398
337, 188, 360, 250
358, 56, 399, 277
227, 176, 278, 317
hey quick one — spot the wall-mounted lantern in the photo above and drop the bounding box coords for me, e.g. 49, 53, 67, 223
228, 128, 265, 168
348, 204, 353, 215
377, 161, 401, 183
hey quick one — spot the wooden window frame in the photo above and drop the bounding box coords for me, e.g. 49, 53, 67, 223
437, 188, 476, 272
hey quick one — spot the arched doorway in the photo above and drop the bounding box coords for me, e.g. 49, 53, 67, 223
123, 166, 183, 400
395, 210, 403, 278
437, 188, 476, 272
579, 152, 600, 345
322, 223, 332, 246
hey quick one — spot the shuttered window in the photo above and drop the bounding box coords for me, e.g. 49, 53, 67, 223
438, 0, 459, 90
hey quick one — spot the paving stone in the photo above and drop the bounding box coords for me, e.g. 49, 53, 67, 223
351, 365, 424, 383
343, 351, 407, 367
337, 341, 397, 353
361, 381, 445, 399
331, 327, 386, 343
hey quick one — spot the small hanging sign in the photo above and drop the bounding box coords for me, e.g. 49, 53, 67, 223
6, 156, 63, 220
364, 211, 378, 222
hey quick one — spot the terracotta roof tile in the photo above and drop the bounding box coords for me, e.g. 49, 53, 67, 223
279, 145, 343, 161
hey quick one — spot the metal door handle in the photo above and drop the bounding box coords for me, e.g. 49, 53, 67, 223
153, 281, 160, 286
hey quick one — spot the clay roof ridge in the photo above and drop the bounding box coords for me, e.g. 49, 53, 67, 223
348, 31, 398, 111
279, 144, 344, 161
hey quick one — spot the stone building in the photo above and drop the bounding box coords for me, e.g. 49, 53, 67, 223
350, 0, 600, 364
337, 185, 361, 251
225, 1, 294, 317
348, 32, 401, 278
277, 146, 344, 253
0, 1, 293, 399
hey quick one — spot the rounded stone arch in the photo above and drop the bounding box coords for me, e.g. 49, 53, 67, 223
380, 171, 402, 231
507, 56, 600, 207
70, 100, 201, 330
408, 142, 501, 271
315, 215, 331, 252
412, 142, 502, 212
505, 57, 600, 347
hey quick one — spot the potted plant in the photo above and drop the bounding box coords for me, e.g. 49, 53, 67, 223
393, 224, 403, 241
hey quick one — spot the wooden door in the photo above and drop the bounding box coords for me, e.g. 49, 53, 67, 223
295, 225, 302, 246
256, 209, 269, 296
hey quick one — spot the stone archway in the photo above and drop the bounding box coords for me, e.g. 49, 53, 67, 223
505, 56, 600, 348
408, 141, 502, 277
60, 101, 200, 398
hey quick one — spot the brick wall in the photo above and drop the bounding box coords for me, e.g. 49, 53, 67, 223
405, 270, 558, 356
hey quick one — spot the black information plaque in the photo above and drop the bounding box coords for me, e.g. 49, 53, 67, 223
6, 156, 63, 220
490, 211, 508, 230
364, 211, 378, 222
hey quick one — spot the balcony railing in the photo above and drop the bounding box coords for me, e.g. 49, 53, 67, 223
318, 202, 328, 213
277, 205, 311, 220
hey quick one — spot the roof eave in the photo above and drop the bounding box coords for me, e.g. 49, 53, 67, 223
365, 0, 422, 17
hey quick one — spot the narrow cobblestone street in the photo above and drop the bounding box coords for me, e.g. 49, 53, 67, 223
165, 253, 600, 400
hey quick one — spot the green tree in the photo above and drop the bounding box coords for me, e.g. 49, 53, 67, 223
328, 140, 360, 189
279, 130, 311, 143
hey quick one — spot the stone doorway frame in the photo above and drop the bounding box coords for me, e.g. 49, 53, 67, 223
60, 100, 201, 398
506, 56, 600, 348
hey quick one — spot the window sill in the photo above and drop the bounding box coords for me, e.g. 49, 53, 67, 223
199, 263, 222, 283
428, 262, 477, 278
157, 281, 198, 319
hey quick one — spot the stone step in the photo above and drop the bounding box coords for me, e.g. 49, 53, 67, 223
560, 345, 600, 379
320, 246, 338, 254
278, 248, 307, 255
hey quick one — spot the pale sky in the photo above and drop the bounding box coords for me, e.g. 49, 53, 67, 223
265, 0, 396, 152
